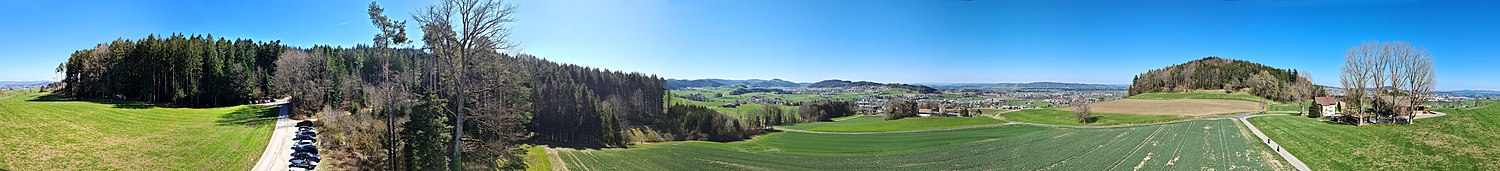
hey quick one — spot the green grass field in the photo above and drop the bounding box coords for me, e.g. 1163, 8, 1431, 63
522, 145, 553, 171
1248, 104, 1500, 170
0, 91, 276, 170
558, 119, 1286, 170
777, 115, 1005, 132
1001, 108, 1185, 126
670, 97, 802, 120
1129, 92, 1275, 104
1268, 102, 1308, 114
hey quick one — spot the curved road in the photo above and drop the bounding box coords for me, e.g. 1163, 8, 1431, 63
250, 100, 303, 171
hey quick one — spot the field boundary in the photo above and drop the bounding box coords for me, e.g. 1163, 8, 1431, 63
1238, 115, 1311, 171
774, 115, 1246, 135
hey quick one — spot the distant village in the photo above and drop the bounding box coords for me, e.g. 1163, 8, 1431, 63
675, 85, 1128, 116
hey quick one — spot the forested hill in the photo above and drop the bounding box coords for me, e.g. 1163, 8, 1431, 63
1129, 57, 1322, 102
808, 79, 938, 94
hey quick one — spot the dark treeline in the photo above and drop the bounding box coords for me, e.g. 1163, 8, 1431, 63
518, 55, 667, 147
57, 34, 283, 107
1129, 57, 1323, 102
728, 88, 789, 95
798, 101, 856, 122
659, 104, 753, 142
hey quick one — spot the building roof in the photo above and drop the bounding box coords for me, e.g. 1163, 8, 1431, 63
1315, 97, 1339, 105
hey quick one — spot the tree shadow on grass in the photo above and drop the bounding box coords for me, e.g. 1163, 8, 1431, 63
26, 94, 74, 101
216, 105, 280, 127
26, 94, 190, 109
524, 140, 606, 150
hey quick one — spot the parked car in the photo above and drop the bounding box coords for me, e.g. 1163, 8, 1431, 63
289, 158, 317, 169
292, 151, 321, 162
297, 129, 317, 137
292, 140, 315, 148
298, 126, 314, 131
294, 134, 316, 141
292, 143, 319, 154
296, 120, 314, 127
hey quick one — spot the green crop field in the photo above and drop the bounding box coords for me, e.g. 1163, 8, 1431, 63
1248, 104, 1500, 170
1129, 92, 1275, 104
1001, 108, 1184, 126
0, 91, 276, 170
557, 119, 1287, 170
777, 115, 1005, 132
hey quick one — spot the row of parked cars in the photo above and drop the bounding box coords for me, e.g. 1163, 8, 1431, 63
290, 120, 320, 171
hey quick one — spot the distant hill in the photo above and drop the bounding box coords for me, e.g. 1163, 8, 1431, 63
807, 80, 884, 87
923, 82, 1126, 90
745, 79, 800, 88
666, 78, 803, 89
993, 82, 1126, 90
665, 79, 725, 89
808, 79, 938, 94
1438, 90, 1500, 97
1129, 57, 1320, 102
0, 81, 53, 87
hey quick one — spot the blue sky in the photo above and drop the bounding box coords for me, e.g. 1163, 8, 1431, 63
2, 0, 1497, 90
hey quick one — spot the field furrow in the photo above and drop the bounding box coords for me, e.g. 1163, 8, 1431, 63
557, 119, 1285, 170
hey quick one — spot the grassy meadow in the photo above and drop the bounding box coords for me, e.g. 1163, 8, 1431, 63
0, 91, 276, 170
1001, 108, 1185, 126
1248, 102, 1500, 170
557, 119, 1287, 170
777, 115, 1005, 132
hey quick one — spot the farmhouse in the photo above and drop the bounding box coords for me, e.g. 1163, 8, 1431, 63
1315, 97, 1339, 115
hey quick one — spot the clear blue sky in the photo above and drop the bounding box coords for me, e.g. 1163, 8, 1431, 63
2, 0, 1498, 90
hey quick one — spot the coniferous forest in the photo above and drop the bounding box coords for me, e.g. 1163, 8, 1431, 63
56, 34, 283, 107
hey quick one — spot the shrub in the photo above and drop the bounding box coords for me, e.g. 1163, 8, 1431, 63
1307, 104, 1323, 118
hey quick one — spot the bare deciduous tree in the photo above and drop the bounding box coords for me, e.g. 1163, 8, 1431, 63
415, 0, 521, 169
1341, 41, 1434, 124
1291, 71, 1316, 115
1074, 100, 1093, 123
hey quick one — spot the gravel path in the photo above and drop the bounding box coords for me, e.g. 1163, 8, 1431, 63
1238, 114, 1311, 171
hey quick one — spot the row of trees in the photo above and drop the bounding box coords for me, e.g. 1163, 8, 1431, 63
1340, 41, 1435, 122
797, 101, 856, 122
1129, 57, 1323, 102
740, 105, 789, 130
57, 34, 283, 106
